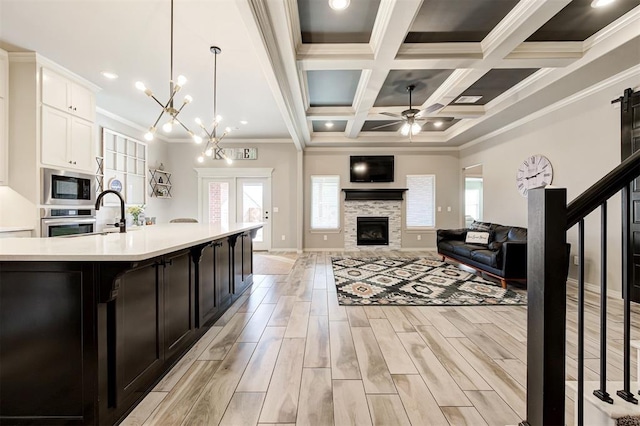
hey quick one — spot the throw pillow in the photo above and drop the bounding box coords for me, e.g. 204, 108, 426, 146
469, 220, 492, 232
465, 231, 491, 245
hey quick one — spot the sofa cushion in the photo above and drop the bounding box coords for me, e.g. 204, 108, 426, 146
470, 249, 500, 269
438, 239, 467, 253
452, 244, 479, 258
493, 225, 511, 243
507, 227, 527, 242
465, 231, 491, 245
468, 220, 493, 232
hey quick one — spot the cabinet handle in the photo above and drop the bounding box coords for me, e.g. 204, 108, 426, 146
68, 160, 72, 164
68, 105, 73, 110
73, 161, 76, 165
73, 107, 77, 111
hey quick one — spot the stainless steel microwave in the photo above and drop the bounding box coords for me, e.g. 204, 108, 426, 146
42, 168, 96, 206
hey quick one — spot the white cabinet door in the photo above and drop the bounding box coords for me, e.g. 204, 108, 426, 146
0, 98, 6, 185
41, 68, 70, 112
41, 106, 70, 168
70, 83, 95, 122
70, 117, 93, 172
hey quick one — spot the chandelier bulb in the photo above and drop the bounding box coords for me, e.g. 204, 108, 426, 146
197, 155, 204, 163
225, 127, 232, 133
205, 148, 213, 157
193, 135, 203, 144
225, 157, 233, 165
184, 95, 192, 104
162, 121, 173, 133
177, 75, 187, 86
195, 117, 203, 126
144, 126, 156, 141
135, 81, 146, 91
215, 115, 222, 123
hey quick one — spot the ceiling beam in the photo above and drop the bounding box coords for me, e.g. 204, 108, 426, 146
236, 0, 310, 151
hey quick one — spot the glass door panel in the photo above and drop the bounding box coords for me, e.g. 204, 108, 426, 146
237, 178, 270, 251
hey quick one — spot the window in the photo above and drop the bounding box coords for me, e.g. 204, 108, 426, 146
311, 175, 340, 230
406, 175, 435, 228
465, 177, 483, 227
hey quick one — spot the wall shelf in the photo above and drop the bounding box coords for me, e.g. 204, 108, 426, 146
149, 169, 172, 198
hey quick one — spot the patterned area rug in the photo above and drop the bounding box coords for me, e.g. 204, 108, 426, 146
332, 257, 527, 306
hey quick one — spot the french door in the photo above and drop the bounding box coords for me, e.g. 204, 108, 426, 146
201, 176, 271, 251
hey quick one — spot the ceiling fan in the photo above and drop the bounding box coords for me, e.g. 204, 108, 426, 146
373, 85, 444, 139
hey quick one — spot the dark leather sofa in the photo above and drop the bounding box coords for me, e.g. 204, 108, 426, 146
436, 223, 527, 289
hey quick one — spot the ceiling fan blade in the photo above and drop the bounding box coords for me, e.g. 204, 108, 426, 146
370, 121, 402, 130
416, 103, 445, 117
380, 112, 402, 118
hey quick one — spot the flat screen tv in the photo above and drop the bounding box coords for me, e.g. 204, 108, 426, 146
350, 155, 394, 182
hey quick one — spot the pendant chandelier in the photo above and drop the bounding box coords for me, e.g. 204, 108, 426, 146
135, 0, 201, 144
196, 46, 233, 164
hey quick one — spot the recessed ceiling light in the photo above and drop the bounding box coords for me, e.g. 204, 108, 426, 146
325, 121, 334, 128
433, 121, 443, 128
101, 71, 118, 80
329, 0, 350, 11
591, 0, 615, 7
455, 95, 483, 104
240, 120, 248, 125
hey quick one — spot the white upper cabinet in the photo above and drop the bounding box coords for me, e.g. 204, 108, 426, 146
0, 49, 8, 186
39, 66, 96, 173
42, 67, 95, 122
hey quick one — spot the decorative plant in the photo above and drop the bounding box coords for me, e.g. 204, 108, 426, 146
127, 204, 145, 225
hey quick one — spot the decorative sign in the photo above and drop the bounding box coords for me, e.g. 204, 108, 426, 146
108, 178, 123, 192
215, 148, 257, 160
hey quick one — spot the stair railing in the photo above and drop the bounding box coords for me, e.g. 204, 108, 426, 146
522, 147, 640, 426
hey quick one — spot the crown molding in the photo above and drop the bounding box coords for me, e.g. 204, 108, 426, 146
584, 4, 640, 51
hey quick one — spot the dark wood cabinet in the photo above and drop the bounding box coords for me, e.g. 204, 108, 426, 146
197, 242, 217, 327
162, 250, 195, 359
112, 261, 163, 416
0, 262, 96, 425
242, 232, 253, 282
215, 239, 232, 309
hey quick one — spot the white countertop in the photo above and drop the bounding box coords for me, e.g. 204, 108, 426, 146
0, 223, 262, 261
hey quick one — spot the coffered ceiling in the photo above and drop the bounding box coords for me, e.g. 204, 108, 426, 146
1, 0, 639, 150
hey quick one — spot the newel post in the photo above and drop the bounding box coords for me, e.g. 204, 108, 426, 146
521, 187, 568, 426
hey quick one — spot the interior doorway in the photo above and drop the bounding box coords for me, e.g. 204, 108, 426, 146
463, 164, 483, 227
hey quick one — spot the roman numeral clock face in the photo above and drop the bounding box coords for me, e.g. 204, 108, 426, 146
516, 154, 553, 197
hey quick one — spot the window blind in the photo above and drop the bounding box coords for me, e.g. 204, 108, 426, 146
311, 175, 340, 229
406, 175, 435, 228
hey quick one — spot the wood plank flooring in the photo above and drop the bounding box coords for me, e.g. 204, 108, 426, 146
124, 251, 640, 426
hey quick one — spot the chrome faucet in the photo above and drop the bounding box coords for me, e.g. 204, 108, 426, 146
95, 190, 126, 233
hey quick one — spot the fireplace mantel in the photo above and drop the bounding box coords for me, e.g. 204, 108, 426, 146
342, 188, 408, 201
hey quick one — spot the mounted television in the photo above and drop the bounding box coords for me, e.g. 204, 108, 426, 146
350, 155, 394, 183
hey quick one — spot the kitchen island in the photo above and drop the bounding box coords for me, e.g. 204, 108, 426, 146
0, 223, 262, 425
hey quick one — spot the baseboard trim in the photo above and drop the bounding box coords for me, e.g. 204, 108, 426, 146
566, 277, 621, 300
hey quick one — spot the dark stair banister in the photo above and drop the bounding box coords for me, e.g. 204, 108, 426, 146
566, 147, 640, 230
523, 147, 640, 426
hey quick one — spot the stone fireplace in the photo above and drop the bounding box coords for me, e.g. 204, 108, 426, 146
343, 189, 406, 251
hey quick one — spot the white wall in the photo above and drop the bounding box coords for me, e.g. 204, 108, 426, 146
166, 142, 299, 250
95, 113, 170, 228
460, 73, 640, 293
303, 148, 461, 250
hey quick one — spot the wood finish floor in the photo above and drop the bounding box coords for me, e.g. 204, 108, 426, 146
122, 251, 640, 426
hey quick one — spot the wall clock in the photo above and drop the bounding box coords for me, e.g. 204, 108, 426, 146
516, 154, 553, 197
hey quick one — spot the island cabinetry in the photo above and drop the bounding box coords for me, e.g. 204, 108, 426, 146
230, 230, 256, 296
99, 249, 195, 424
0, 261, 97, 425
195, 238, 232, 327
